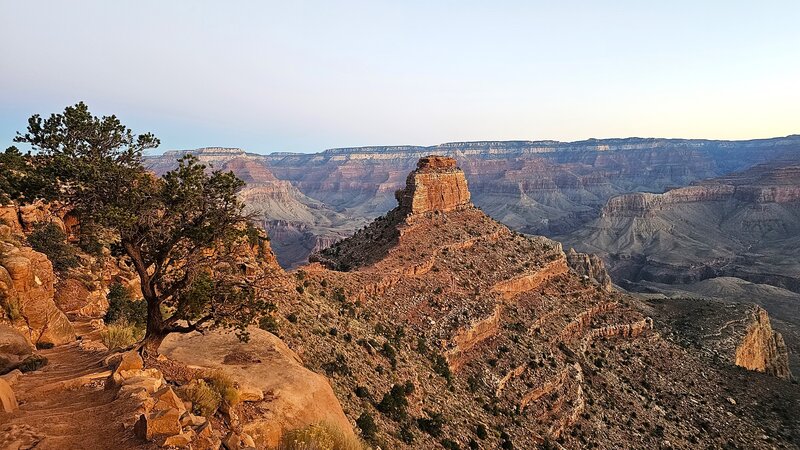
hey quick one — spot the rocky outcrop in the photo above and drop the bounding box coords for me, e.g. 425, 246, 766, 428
735, 308, 791, 379
397, 156, 472, 216
565, 248, 613, 291
0, 324, 33, 374
649, 299, 791, 380
159, 328, 355, 449
0, 238, 75, 347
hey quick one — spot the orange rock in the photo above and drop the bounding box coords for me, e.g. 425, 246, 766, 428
397, 155, 472, 215
160, 328, 356, 449
0, 378, 18, 413
152, 386, 186, 415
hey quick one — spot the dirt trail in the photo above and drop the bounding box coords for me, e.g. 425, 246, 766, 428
0, 323, 147, 450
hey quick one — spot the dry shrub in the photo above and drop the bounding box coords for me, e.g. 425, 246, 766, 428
277, 422, 369, 450
177, 370, 240, 417
178, 379, 220, 417
100, 320, 141, 350
204, 370, 240, 406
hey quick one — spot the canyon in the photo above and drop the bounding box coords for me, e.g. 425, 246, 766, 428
146, 136, 800, 268
3, 155, 799, 448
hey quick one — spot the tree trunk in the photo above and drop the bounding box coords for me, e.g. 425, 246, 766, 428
139, 329, 166, 356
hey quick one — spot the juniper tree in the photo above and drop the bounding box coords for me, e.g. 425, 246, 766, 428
13, 102, 275, 353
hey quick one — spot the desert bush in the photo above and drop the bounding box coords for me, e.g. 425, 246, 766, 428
2, 294, 22, 321
27, 222, 79, 273
179, 379, 220, 417
204, 370, 240, 407
441, 439, 461, 450
35, 341, 54, 350
417, 410, 445, 437
277, 422, 369, 450
101, 320, 141, 350
377, 384, 409, 421
259, 315, 280, 334
18, 354, 48, 372
356, 412, 377, 441
104, 283, 146, 328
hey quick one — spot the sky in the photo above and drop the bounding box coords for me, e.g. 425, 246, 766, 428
1, 1, 799, 154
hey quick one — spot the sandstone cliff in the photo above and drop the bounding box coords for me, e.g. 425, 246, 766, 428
0, 224, 74, 348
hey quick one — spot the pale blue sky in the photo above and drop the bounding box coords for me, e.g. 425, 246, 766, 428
1, 1, 798, 153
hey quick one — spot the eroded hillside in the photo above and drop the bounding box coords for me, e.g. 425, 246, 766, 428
265, 156, 800, 449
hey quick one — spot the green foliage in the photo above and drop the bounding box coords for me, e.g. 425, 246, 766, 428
0, 146, 47, 204
18, 354, 48, 372
35, 342, 54, 350
417, 410, 445, 437
376, 384, 409, 421
322, 353, 351, 377
101, 320, 142, 350
2, 293, 22, 321
398, 423, 415, 444
177, 370, 240, 417
356, 412, 378, 441
204, 370, 240, 407
432, 353, 453, 383
104, 283, 146, 328
27, 222, 79, 273
441, 439, 461, 450
12, 103, 275, 351
475, 423, 488, 440
259, 315, 280, 334
381, 342, 397, 369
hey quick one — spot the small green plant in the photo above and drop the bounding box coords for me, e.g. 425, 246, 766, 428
104, 283, 146, 328
2, 294, 22, 321
27, 222, 79, 273
441, 439, 461, 450
204, 370, 240, 407
101, 320, 142, 350
382, 342, 397, 369
432, 353, 452, 383
417, 410, 445, 437
356, 412, 378, 441
377, 384, 410, 421
35, 341, 54, 350
259, 315, 280, 334
475, 423, 488, 439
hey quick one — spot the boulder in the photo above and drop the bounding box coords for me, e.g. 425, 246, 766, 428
152, 386, 186, 415
0, 324, 33, 373
0, 377, 18, 412
134, 407, 183, 441
160, 327, 356, 449
161, 430, 195, 448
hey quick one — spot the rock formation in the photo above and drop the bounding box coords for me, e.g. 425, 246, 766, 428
735, 307, 791, 379
289, 157, 800, 448
146, 136, 800, 266
160, 328, 355, 448
647, 299, 791, 379
565, 248, 613, 292
396, 156, 472, 215
0, 232, 75, 347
